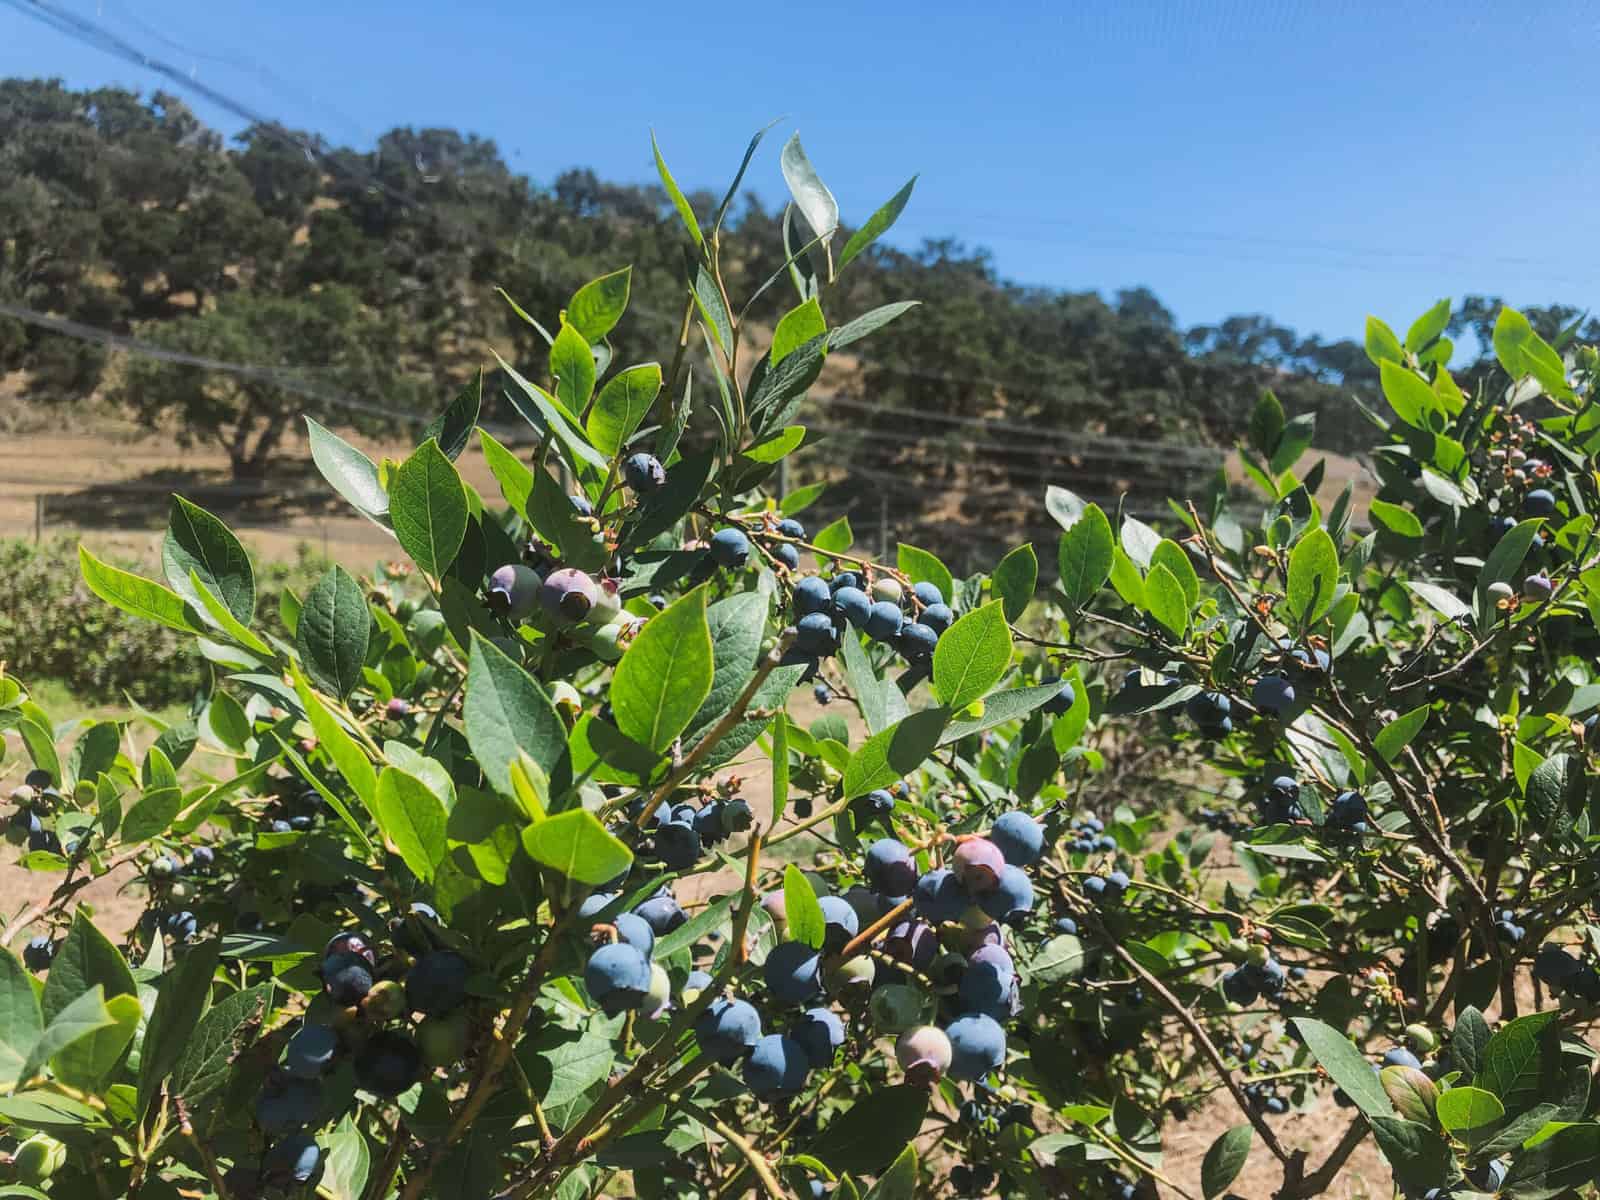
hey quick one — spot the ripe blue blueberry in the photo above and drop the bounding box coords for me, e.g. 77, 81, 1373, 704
1524, 488, 1557, 516
914, 868, 969, 923
710, 527, 751, 568
163, 911, 198, 941
1082, 876, 1108, 905
1382, 1046, 1422, 1070
622, 453, 666, 493
635, 894, 687, 935
862, 788, 896, 818
773, 543, 801, 571
1252, 674, 1296, 716
790, 1006, 845, 1068
959, 945, 1016, 1018
653, 820, 701, 870
989, 811, 1045, 867
569, 493, 594, 517
864, 601, 904, 643
1106, 870, 1131, 897
322, 952, 374, 1005
832, 586, 872, 628
682, 969, 714, 1001
777, 518, 805, 539
920, 602, 954, 634
284, 1024, 341, 1079
694, 997, 763, 1062
22, 936, 53, 972
1222, 968, 1258, 1005
605, 911, 655, 959
743, 1033, 811, 1097
1043, 680, 1076, 716
897, 622, 938, 661
487, 563, 543, 620
795, 612, 840, 655
578, 891, 619, 921
188, 846, 215, 872
406, 950, 471, 1016
585, 943, 653, 1015
865, 838, 917, 896
813, 682, 832, 704
817, 895, 859, 952
1535, 943, 1581, 987
885, 919, 939, 971
793, 575, 832, 615
1185, 691, 1231, 727
255, 1071, 323, 1132
22, 769, 50, 790
763, 941, 823, 1004
946, 1013, 1006, 1081
842, 884, 889, 926
830, 571, 862, 592
1054, 916, 1078, 935
354, 1031, 424, 1097
980, 865, 1035, 924
263, 1133, 324, 1189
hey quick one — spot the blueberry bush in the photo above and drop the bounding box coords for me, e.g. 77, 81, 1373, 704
2, 130, 1600, 1200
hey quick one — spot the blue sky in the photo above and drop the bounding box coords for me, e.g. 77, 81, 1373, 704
5, 0, 1597, 342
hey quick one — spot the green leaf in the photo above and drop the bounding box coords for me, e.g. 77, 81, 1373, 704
322, 1114, 372, 1200
188, 571, 274, 657
896, 544, 955, 610
932, 601, 1012, 710
1030, 933, 1087, 983
1150, 539, 1199, 609
1364, 314, 1404, 367
1405, 298, 1452, 353
1406, 580, 1469, 621
66, 722, 119, 791
163, 495, 254, 625
839, 177, 917, 273
1291, 1018, 1394, 1118
772, 298, 826, 366
567, 267, 632, 344
78, 545, 203, 635
291, 669, 376, 812
423, 373, 481, 461
550, 321, 597, 421
651, 131, 703, 250
780, 482, 826, 515
1501, 1121, 1600, 1199
1201, 1125, 1252, 1200
1248, 391, 1285, 459
0, 950, 42, 1090
771, 712, 790, 825
813, 517, 852, 555
843, 708, 949, 798
1286, 528, 1339, 627
464, 633, 568, 799
1142, 563, 1189, 640
862, 1144, 917, 1200
610, 587, 714, 755
306, 415, 389, 518
1369, 1117, 1453, 1195
446, 786, 520, 886
938, 683, 1060, 745
780, 133, 839, 244
742, 426, 806, 464
1379, 360, 1443, 430
373, 767, 448, 883
520, 809, 632, 886
19, 987, 119, 1086
136, 938, 219, 1118
685, 593, 770, 746
1369, 499, 1424, 538
479, 428, 535, 517
171, 983, 273, 1102
784, 865, 826, 950
1527, 753, 1584, 841
991, 543, 1037, 623
1435, 1085, 1504, 1134
1058, 503, 1114, 609
814, 1086, 928, 1175
390, 439, 469, 578
586, 363, 662, 457
1480, 1010, 1558, 1100
296, 566, 370, 699
121, 787, 182, 843
827, 301, 920, 351
1109, 545, 1144, 606
842, 626, 908, 737
1374, 705, 1429, 762
519, 1027, 617, 1111
1478, 519, 1544, 613
496, 351, 609, 474
1270, 413, 1317, 476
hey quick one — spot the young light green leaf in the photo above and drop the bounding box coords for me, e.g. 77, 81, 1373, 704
991, 543, 1037, 623
813, 517, 853, 555
771, 712, 790, 825
1058, 504, 1114, 610
390, 439, 469, 577
20, 987, 123, 1088
0, 949, 42, 1090
1379, 360, 1442, 429
290, 668, 376, 812
1286, 528, 1339, 627
478, 428, 535, 517
1435, 1085, 1504, 1135
838, 176, 917, 273
1405, 298, 1452, 353
843, 708, 950, 798
296, 566, 370, 699
567, 267, 632, 344
586, 363, 662, 457
1150, 539, 1199, 609
651, 130, 703, 250
1369, 499, 1424, 538
1143, 563, 1190, 639
610, 587, 714, 755
1364, 314, 1404, 367
373, 767, 448, 883
550, 321, 597, 418
784, 865, 826, 950
932, 601, 1013, 711
188, 571, 274, 657
520, 809, 633, 886
772, 298, 826, 366
79, 546, 204, 635
1374, 706, 1429, 762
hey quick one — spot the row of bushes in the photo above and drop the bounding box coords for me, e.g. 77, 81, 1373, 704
0, 535, 327, 706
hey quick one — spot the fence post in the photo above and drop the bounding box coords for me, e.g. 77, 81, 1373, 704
879, 493, 889, 559
34, 495, 43, 543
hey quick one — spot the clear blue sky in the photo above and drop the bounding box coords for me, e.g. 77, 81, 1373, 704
5, 0, 1597, 342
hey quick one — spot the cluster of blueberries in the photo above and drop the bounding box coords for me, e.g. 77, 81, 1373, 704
1220, 950, 1292, 1007
7, 769, 63, 855
1063, 813, 1116, 856
263, 784, 323, 835
1532, 942, 1600, 1001
580, 809, 1048, 1104
143, 848, 218, 944
1241, 1076, 1291, 1116
636, 794, 756, 871
784, 569, 955, 677
231, 904, 475, 1197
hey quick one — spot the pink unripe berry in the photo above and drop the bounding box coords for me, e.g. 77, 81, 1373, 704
896, 1024, 953, 1087
953, 836, 1006, 894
